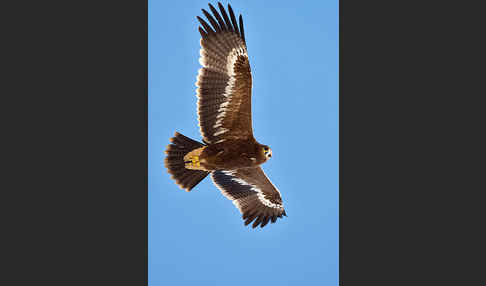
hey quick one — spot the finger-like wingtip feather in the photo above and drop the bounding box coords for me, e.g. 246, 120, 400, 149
245, 212, 258, 226
198, 27, 207, 38
252, 215, 263, 228
239, 14, 245, 42
271, 215, 277, 223
227, 3, 240, 36
208, 3, 227, 31
260, 216, 270, 228
197, 16, 214, 35
218, 2, 233, 32
202, 8, 221, 32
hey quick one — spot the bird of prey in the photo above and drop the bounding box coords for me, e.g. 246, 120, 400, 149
164, 2, 286, 228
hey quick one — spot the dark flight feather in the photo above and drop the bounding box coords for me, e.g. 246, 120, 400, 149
227, 4, 240, 36
202, 9, 221, 32
197, 16, 214, 35
218, 2, 233, 32
252, 215, 264, 228
209, 3, 227, 31
260, 216, 270, 228
198, 27, 208, 38
239, 15, 245, 43
211, 167, 285, 228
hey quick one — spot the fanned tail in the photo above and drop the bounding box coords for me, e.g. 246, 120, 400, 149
164, 132, 210, 191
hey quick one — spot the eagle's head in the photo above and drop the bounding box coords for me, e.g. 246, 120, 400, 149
262, 145, 272, 160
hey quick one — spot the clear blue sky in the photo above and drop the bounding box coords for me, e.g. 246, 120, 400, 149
149, 1, 338, 285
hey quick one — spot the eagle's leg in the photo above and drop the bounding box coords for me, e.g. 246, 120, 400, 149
184, 147, 205, 170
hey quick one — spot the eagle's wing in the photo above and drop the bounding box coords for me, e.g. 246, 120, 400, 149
211, 167, 286, 228
196, 3, 253, 144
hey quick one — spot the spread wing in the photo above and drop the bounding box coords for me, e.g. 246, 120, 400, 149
196, 3, 253, 144
211, 167, 286, 228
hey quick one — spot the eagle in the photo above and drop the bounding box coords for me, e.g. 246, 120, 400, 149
164, 2, 286, 228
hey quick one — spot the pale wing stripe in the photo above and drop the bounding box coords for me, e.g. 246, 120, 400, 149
195, 5, 250, 144
230, 175, 284, 210
198, 47, 247, 138
215, 170, 284, 211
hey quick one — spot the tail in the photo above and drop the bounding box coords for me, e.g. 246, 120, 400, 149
164, 132, 210, 191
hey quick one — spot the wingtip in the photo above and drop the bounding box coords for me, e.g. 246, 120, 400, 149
260, 217, 270, 228
218, 2, 225, 13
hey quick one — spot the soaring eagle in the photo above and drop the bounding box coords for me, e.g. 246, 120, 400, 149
164, 2, 286, 228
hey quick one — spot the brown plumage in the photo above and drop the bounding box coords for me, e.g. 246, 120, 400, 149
164, 3, 286, 228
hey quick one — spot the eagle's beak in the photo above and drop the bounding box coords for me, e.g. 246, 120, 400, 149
266, 149, 272, 158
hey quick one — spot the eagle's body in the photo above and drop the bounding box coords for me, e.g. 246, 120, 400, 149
164, 2, 286, 228
185, 138, 269, 171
